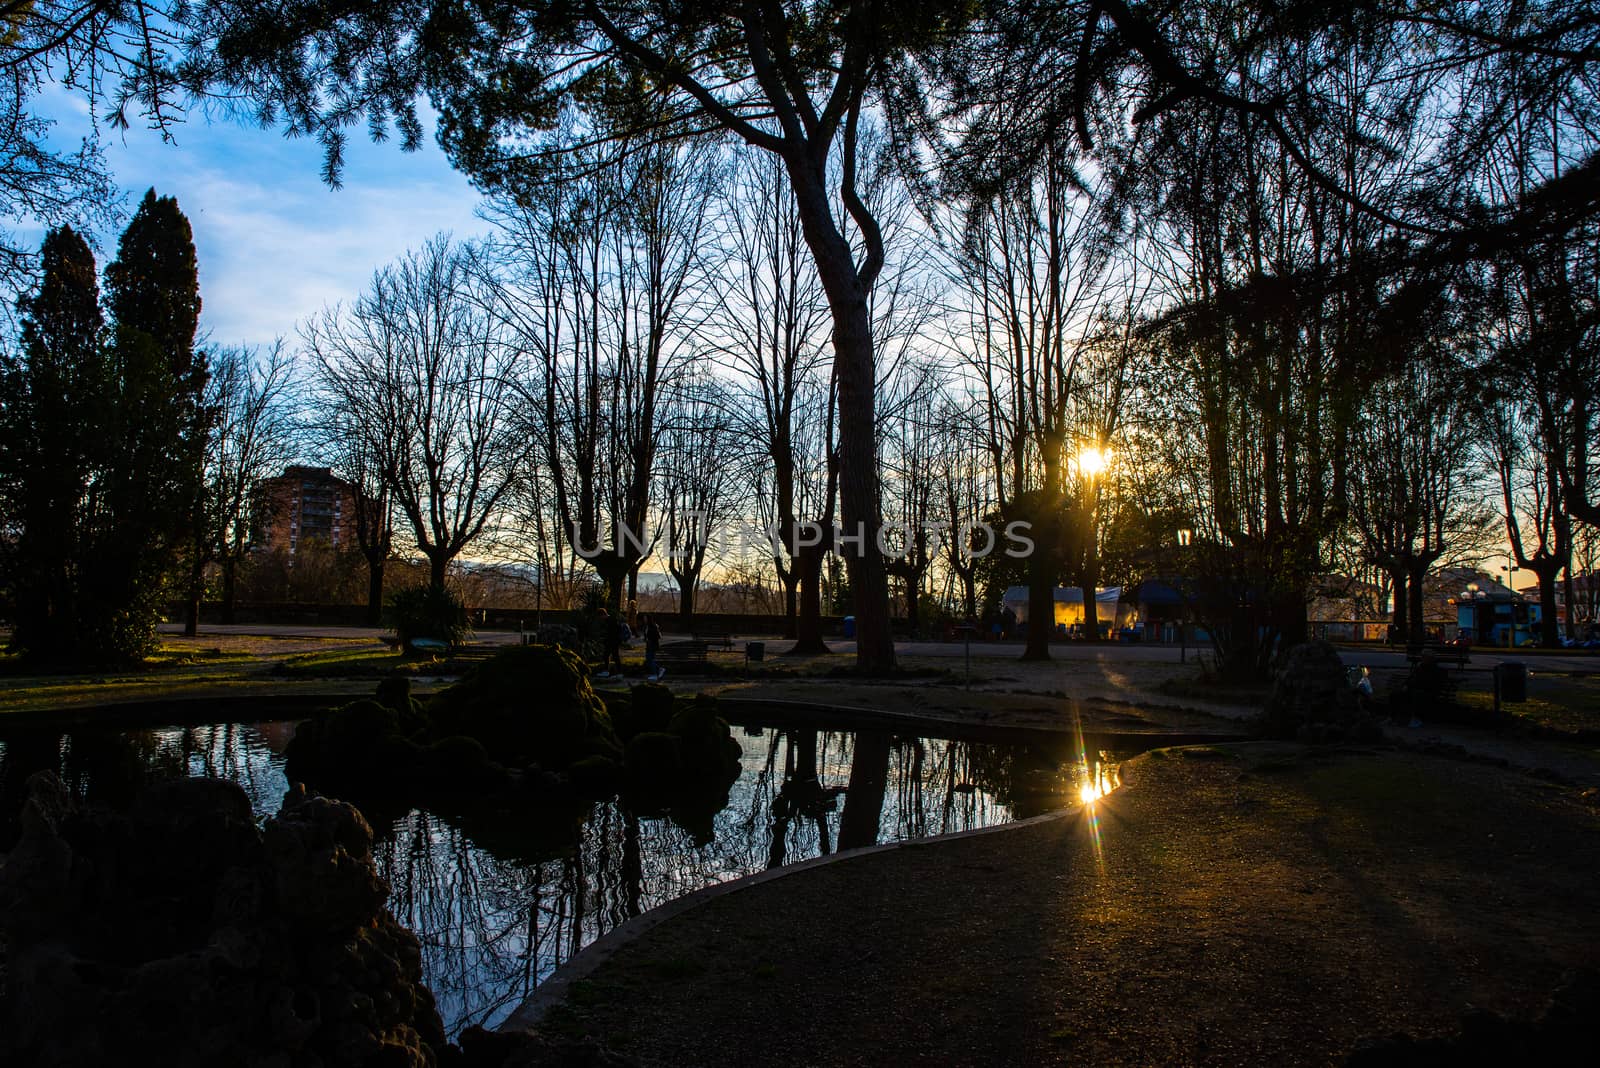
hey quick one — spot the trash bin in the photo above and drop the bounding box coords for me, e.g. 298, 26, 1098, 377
842, 616, 855, 639
746, 641, 765, 662
1496, 661, 1527, 703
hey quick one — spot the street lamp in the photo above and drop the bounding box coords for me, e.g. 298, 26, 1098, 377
1175, 527, 1194, 662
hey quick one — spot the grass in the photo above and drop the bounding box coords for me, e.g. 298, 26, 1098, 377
1450, 672, 1600, 737
0, 632, 412, 716
529, 743, 1600, 1067
272, 647, 411, 678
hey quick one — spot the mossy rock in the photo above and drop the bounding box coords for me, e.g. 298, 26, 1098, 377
665, 696, 724, 745
424, 735, 505, 792
625, 731, 685, 794
665, 696, 743, 791
286, 699, 401, 783
1260, 641, 1367, 741
567, 754, 623, 799
426, 644, 616, 767
613, 683, 676, 741
375, 677, 430, 734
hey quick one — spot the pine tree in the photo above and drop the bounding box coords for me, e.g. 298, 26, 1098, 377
87, 188, 209, 659
0, 226, 109, 660
0, 195, 210, 665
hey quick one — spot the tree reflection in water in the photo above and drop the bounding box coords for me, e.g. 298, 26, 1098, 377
0, 719, 1102, 1035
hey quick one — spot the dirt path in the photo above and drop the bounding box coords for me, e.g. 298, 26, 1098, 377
525, 744, 1600, 1066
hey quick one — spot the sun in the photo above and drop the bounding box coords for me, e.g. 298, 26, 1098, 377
1076, 445, 1109, 479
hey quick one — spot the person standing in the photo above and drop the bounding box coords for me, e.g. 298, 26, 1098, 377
642, 614, 664, 681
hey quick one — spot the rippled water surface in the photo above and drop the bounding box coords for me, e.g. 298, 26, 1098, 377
0, 718, 1104, 1034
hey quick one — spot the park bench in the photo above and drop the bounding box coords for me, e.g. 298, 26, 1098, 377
689, 623, 739, 652
1406, 641, 1471, 670
657, 639, 712, 669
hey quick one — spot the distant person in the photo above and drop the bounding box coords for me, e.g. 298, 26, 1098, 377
1002, 605, 1017, 639
597, 608, 627, 678
642, 614, 664, 681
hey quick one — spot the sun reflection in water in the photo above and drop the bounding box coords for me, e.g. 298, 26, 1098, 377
1077, 760, 1118, 807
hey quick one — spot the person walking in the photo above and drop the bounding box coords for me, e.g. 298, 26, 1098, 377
597, 608, 627, 678
642, 614, 664, 681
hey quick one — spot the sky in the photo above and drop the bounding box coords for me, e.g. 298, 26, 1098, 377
28, 86, 492, 350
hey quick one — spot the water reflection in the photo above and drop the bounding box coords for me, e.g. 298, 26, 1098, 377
0, 719, 1108, 1034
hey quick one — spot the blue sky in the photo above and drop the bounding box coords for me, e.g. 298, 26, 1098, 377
30, 87, 491, 349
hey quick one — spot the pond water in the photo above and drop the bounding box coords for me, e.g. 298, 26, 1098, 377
0, 717, 1115, 1035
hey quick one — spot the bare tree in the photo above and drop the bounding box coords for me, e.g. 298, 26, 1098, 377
714, 151, 834, 645
321, 412, 395, 624
304, 236, 524, 594
880, 359, 942, 637
493, 136, 716, 617
186, 341, 298, 629
1487, 395, 1571, 648
944, 142, 1118, 658
1349, 360, 1490, 645
659, 373, 739, 623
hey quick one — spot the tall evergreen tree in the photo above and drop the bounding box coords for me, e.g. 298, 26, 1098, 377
92, 188, 209, 656
0, 226, 108, 660
0, 195, 208, 665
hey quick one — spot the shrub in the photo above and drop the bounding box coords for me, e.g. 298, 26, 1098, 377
383, 585, 472, 653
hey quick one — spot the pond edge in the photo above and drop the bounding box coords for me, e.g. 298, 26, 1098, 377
494, 774, 1128, 1035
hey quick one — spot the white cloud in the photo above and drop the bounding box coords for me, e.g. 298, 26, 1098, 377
25, 86, 492, 348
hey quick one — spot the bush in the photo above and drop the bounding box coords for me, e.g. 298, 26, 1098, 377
383, 585, 473, 653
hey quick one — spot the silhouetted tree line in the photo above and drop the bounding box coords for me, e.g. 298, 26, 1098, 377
2, 2, 1599, 673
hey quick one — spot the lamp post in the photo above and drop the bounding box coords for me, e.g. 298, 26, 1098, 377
1176, 528, 1194, 663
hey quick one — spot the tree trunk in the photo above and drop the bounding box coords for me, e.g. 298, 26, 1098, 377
1023, 565, 1053, 661
366, 557, 385, 625
782, 572, 799, 639
1534, 561, 1563, 647
1081, 582, 1098, 642
593, 558, 627, 615
787, 162, 892, 673
790, 546, 828, 655
960, 571, 977, 620
1406, 565, 1429, 646
183, 555, 204, 637
428, 552, 448, 594
221, 558, 238, 625
1562, 566, 1576, 640
1278, 587, 1310, 650
1388, 569, 1408, 643
678, 578, 696, 626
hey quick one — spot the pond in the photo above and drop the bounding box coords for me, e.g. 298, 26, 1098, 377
0, 715, 1119, 1035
